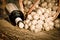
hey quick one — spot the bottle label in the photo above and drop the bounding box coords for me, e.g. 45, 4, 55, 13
15, 17, 22, 24
6, 3, 19, 13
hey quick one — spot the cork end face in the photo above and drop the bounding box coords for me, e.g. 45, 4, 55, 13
19, 22, 24, 29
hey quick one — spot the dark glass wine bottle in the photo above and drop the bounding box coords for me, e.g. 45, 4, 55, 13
6, 3, 24, 28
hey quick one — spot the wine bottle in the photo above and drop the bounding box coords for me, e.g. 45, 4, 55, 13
6, 3, 24, 28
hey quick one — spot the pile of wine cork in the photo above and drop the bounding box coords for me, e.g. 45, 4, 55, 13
24, 7, 56, 33
19, 0, 60, 33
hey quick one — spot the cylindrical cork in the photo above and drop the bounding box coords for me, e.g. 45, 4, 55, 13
6, 3, 19, 13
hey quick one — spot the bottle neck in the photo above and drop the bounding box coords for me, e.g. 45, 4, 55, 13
15, 17, 24, 28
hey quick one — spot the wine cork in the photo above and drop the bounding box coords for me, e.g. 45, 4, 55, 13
6, 3, 19, 13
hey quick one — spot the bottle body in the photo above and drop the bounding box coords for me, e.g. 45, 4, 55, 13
6, 3, 24, 28
9, 10, 24, 25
